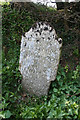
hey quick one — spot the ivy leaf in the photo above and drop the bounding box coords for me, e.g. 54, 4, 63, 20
62, 72, 66, 77
57, 75, 61, 81
5, 110, 12, 119
53, 88, 58, 92
58, 81, 63, 86
0, 112, 5, 119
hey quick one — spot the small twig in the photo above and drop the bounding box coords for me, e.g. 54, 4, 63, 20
66, 93, 80, 97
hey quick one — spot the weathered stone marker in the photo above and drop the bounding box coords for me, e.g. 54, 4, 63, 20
19, 22, 62, 96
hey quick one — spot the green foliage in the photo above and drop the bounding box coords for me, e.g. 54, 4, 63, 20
0, 2, 10, 5
1, 3, 80, 119
73, 48, 79, 57
2, 64, 80, 119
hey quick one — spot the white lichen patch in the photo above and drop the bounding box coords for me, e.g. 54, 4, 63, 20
19, 22, 62, 96
46, 68, 52, 80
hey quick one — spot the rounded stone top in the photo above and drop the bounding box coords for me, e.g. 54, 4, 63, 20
24, 22, 62, 45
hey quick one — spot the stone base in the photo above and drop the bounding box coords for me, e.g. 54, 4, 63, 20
22, 77, 51, 96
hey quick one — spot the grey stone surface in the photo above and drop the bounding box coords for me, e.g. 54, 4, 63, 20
19, 22, 62, 96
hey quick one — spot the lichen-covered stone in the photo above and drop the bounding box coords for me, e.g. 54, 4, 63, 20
19, 22, 62, 96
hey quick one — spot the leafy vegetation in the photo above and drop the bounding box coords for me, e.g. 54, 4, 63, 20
1, 2, 80, 119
